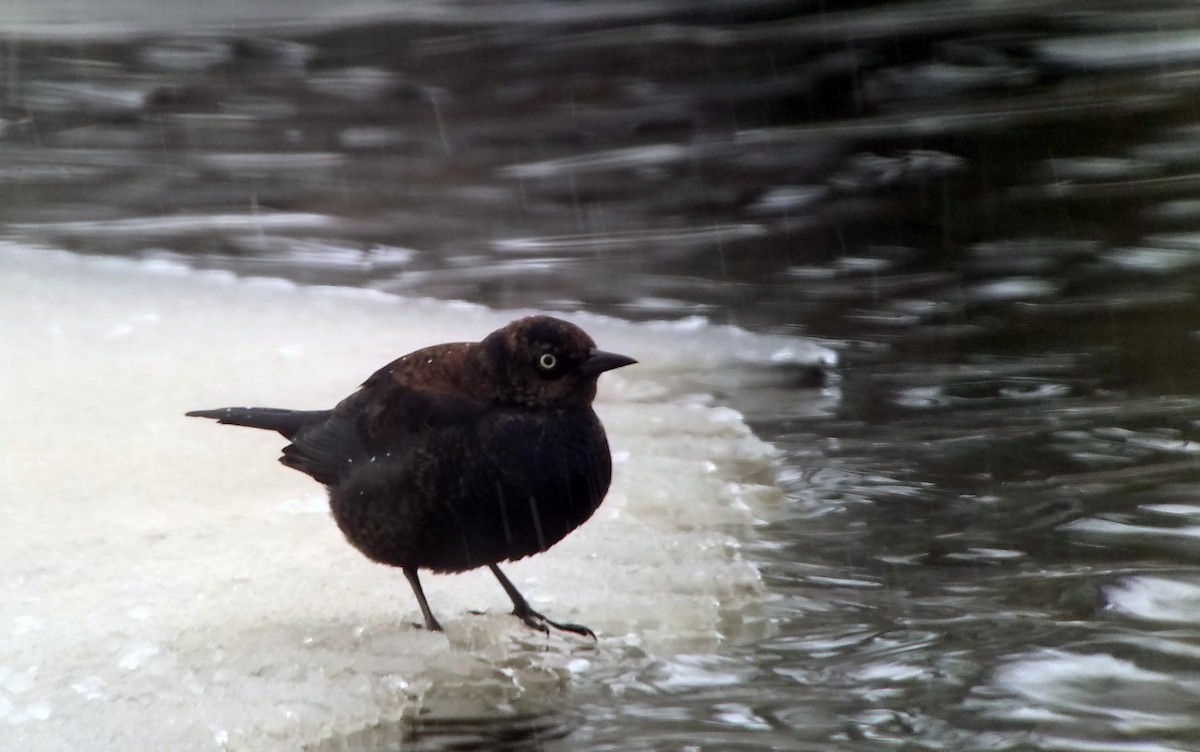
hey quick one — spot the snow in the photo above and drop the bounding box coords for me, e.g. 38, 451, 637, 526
0, 243, 832, 751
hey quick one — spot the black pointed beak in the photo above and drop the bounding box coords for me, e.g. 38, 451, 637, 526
580, 348, 637, 376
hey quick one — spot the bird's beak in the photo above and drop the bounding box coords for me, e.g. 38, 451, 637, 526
580, 348, 637, 375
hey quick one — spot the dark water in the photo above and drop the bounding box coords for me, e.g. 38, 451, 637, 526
6, 1, 1200, 749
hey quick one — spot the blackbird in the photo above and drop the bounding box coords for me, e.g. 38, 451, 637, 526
187, 315, 635, 638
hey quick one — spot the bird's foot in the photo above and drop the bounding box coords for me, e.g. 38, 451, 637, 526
513, 606, 595, 639
416, 623, 444, 632
411, 615, 443, 632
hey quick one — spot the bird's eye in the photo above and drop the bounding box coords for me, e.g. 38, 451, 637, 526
538, 353, 558, 370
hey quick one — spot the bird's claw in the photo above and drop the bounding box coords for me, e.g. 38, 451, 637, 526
514, 607, 596, 639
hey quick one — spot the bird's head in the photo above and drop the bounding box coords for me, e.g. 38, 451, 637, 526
480, 315, 636, 408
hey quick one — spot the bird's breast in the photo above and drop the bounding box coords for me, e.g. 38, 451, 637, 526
329, 406, 613, 573
466, 407, 613, 564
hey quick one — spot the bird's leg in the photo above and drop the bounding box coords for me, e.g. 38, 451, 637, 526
488, 564, 595, 639
403, 567, 443, 632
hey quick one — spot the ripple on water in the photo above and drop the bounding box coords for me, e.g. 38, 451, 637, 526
982, 648, 1200, 737
966, 277, 1061, 303
1061, 517, 1200, 557
893, 376, 1077, 409
1103, 247, 1200, 274
1105, 576, 1200, 624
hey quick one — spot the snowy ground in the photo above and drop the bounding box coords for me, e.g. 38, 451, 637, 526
0, 244, 833, 751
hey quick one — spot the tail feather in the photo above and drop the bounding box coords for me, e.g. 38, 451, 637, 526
185, 407, 327, 440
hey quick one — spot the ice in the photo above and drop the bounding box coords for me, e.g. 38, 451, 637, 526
0, 243, 832, 751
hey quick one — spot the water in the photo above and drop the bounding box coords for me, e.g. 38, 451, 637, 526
4, 1, 1200, 749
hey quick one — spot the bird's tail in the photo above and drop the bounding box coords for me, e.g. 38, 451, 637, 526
185, 407, 328, 440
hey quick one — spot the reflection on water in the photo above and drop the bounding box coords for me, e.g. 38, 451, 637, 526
6, 0, 1200, 749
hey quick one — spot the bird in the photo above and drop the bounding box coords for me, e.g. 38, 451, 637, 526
186, 315, 636, 638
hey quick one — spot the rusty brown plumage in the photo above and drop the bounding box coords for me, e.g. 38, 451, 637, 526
187, 315, 635, 637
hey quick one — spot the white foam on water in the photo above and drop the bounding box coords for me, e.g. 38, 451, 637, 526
0, 244, 832, 751
986, 648, 1200, 735
1106, 576, 1200, 624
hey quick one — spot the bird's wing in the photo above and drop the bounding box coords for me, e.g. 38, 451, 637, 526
280, 369, 489, 486
278, 405, 360, 485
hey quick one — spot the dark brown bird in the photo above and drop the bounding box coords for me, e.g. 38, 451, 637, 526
187, 315, 635, 637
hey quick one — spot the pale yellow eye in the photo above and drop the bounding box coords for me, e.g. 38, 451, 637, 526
538, 353, 558, 370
